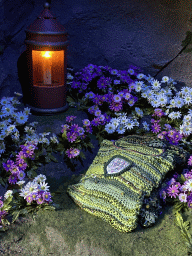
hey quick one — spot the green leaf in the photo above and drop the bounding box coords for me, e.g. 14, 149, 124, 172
11, 210, 21, 224
49, 154, 58, 163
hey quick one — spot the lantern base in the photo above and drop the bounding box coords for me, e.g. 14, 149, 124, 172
24, 102, 69, 116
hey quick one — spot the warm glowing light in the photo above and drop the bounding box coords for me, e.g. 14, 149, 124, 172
42, 51, 52, 58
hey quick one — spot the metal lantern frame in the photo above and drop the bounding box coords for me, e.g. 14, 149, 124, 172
23, 2, 69, 115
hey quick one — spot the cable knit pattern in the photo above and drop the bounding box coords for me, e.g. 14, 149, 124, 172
67, 134, 189, 232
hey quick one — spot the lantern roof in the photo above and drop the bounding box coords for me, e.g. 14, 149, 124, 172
25, 2, 67, 35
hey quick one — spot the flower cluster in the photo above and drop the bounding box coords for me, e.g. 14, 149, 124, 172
66, 64, 192, 152
54, 115, 94, 170
0, 174, 53, 230
160, 156, 192, 208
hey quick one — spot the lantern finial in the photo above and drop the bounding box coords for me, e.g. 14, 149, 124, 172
44, 2, 50, 9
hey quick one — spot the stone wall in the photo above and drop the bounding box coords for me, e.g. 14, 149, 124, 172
0, 0, 192, 100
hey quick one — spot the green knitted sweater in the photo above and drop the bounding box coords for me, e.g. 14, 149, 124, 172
67, 135, 189, 232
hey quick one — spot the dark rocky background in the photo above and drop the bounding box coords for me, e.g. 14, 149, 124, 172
0, 0, 192, 99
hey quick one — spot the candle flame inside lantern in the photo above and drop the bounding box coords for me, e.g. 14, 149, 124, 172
42, 51, 52, 85
42, 51, 51, 58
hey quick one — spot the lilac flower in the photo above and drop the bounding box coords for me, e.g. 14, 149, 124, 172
85, 125, 93, 134
188, 156, 192, 166
151, 123, 161, 134
167, 184, 179, 198
97, 76, 108, 90
78, 127, 85, 136
66, 132, 77, 143
91, 117, 101, 127
70, 124, 80, 134
8, 173, 18, 184
2, 160, 15, 172
66, 148, 80, 159
71, 80, 81, 89
82, 119, 91, 126
66, 116, 77, 123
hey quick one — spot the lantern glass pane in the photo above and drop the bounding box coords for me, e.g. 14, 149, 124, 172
32, 50, 64, 86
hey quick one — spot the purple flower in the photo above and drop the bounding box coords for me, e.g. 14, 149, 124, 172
91, 117, 101, 127
71, 80, 81, 89
8, 173, 18, 184
66, 148, 80, 159
66, 116, 77, 123
70, 124, 80, 134
187, 193, 192, 208
82, 119, 91, 126
43, 191, 52, 202
97, 76, 108, 90
109, 102, 123, 112
164, 124, 172, 130
167, 184, 179, 199
66, 132, 77, 143
92, 94, 102, 105
78, 127, 85, 136
86, 125, 93, 134
188, 156, 192, 166
82, 72, 92, 83
151, 123, 161, 134
2, 160, 15, 172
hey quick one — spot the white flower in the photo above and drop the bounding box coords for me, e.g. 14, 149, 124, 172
183, 115, 192, 122
21, 181, 39, 197
128, 69, 134, 75
1, 104, 15, 117
178, 193, 187, 203
174, 97, 184, 108
169, 98, 176, 108
125, 119, 134, 130
38, 181, 50, 192
182, 126, 192, 136
188, 109, 192, 116
116, 125, 126, 134
50, 134, 59, 144
135, 107, 143, 118
161, 76, 169, 83
183, 179, 192, 192
110, 69, 118, 75
150, 98, 161, 108
113, 80, 120, 85
137, 73, 145, 80
146, 90, 155, 100
67, 73, 74, 80
120, 116, 128, 125
142, 121, 150, 131
156, 94, 168, 106
110, 118, 120, 128
151, 79, 161, 91
33, 174, 47, 184
181, 86, 191, 96
15, 111, 28, 124
4, 190, 13, 200
113, 94, 122, 103
6, 125, 16, 132
173, 111, 182, 119
183, 95, 192, 105
135, 81, 144, 92
105, 123, 116, 134
141, 91, 148, 98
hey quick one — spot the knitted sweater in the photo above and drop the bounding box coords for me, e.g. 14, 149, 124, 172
67, 135, 189, 232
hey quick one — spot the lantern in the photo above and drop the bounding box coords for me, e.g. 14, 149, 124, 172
22, 2, 69, 115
